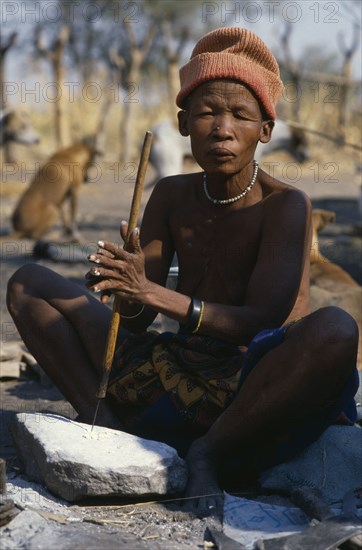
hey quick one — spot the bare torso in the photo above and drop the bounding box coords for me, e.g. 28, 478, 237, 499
141, 167, 311, 331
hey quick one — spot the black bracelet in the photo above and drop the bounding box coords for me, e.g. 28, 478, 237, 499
185, 297, 202, 333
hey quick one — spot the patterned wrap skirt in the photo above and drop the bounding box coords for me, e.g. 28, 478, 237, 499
107, 326, 359, 458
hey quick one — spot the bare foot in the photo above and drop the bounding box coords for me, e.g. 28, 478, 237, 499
183, 437, 224, 517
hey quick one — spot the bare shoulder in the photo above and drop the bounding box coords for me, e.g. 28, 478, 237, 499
143, 173, 199, 224
154, 173, 199, 193
149, 173, 200, 208
258, 168, 312, 218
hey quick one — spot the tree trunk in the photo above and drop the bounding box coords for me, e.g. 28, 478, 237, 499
54, 63, 71, 149
121, 62, 140, 163
53, 31, 71, 149
1, 32, 17, 163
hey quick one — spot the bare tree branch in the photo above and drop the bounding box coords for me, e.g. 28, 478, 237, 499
35, 26, 52, 60
337, 23, 360, 61
1, 32, 17, 56
123, 18, 137, 49
108, 47, 125, 71
140, 25, 156, 60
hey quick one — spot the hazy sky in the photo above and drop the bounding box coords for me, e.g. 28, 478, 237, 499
2, 0, 361, 80
196, 0, 362, 79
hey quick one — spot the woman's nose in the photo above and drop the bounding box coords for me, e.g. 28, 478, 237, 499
212, 116, 233, 138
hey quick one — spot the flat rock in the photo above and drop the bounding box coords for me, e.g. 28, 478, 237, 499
11, 413, 188, 502
1, 510, 151, 549
259, 425, 362, 505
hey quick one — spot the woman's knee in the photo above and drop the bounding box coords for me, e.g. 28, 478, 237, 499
317, 306, 358, 345
289, 306, 358, 372
7, 264, 46, 315
313, 306, 359, 368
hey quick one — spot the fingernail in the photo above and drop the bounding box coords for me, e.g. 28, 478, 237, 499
97, 240, 104, 247
93, 286, 99, 293
89, 254, 100, 264
133, 227, 139, 235
93, 269, 100, 276
121, 220, 127, 226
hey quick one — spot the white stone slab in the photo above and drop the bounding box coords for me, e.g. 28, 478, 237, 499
12, 413, 188, 502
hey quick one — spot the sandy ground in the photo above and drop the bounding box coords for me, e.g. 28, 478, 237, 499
0, 144, 361, 548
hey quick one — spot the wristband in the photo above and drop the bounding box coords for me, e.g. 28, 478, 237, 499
192, 300, 204, 334
185, 297, 204, 333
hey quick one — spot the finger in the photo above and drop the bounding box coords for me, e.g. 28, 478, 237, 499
85, 271, 99, 282
86, 278, 132, 296
88, 247, 115, 264
100, 291, 112, 305
127, 227, 142, 253
88, 265, 126, 280
120, 220, 128, 242
88, 253, 127, 271
97, 239, 126, 259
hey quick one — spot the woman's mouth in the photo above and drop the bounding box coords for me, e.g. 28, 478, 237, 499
208, 147, 235, 159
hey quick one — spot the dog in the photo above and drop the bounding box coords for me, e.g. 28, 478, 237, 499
310, 208, 361, 370
2, 142, 99, 241
310, 209, 360, 291
0, 110, 40, 147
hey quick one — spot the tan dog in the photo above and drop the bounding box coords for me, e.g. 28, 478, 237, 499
3, 143, 99, 241
310, 209, 360, 290
310, 209, 360, 292
310, 208, 361, 370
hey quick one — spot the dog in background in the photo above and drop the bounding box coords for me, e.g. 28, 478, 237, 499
310, 209, 360, 290
310, 208, 361, 370
2, 141, 99, 242
0, 110, 40, 147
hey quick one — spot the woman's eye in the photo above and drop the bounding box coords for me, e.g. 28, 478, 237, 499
197, 111, 213, 117
235, 111, 253, 120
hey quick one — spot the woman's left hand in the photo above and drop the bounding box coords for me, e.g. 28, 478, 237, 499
86, 223, 149, 301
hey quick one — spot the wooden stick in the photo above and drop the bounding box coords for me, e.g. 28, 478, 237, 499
96, 130, 153, 400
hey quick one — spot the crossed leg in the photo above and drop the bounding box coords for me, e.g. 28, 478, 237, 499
185, 307, 359, 514
7, 263, 129, 428
7, 267, 359, 515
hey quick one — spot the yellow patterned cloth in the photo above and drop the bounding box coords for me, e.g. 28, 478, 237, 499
106, 327, 359, 458
107, 331, 244, 432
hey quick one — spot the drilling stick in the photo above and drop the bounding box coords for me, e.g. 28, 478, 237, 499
91, 131, 153, 429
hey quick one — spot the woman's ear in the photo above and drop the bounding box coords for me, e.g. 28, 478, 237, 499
259, 120, 274, 144
178, 110, 189, 136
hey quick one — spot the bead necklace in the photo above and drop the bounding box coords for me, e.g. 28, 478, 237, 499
203, 160, 259, 205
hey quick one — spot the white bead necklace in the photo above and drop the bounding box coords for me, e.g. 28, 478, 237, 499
203, 160, 259, 206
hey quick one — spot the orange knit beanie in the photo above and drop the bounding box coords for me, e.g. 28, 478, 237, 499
176, 27, 284, 120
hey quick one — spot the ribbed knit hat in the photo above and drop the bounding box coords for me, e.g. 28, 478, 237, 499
176, 27, 283, 120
